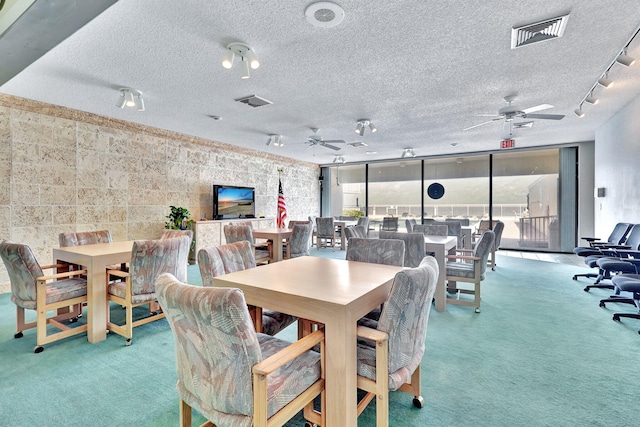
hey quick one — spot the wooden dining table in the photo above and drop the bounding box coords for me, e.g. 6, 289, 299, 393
334, 220, 357, 250
53, 241, 134, 343
251, 227, 293, 262
211, 256, 403, 427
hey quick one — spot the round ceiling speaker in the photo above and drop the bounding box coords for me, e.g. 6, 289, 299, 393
305, 2, 345, 28
427, 183, 445, 200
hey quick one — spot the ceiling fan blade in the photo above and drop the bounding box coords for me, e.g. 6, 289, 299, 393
522, 104, 553, 114
463, 119, 500, 131
322, 139, 346, 144
523, 113, 565, 120
475, 114, 502, 117
321, 143, 342, 151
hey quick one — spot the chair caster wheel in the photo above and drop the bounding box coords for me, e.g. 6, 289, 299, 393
125, 338, 132, 346
413, 396, 424, 408
475, 307, 481, 313
14, 332, 23, 339
612, 314, 620, 321
573, 276, 578, 280
491, 267, 495, 271
34, 346, 44, 353
599, 301, 606, 308
69, 317, 78, 323
583, 287, 590, 292
304, 422, 317, 427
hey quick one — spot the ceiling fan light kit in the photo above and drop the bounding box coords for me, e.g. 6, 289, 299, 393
222, 42, 259, 79
116, 88, 144, 111
355, 119, 376, 136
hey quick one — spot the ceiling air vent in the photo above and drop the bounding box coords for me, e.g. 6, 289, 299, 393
234, 95, 273, 108
347, 141, 368, 147
511, 13, 570, 49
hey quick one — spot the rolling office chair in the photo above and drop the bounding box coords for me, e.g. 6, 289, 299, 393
598, 273, 640, 334
572, 222, 633, 282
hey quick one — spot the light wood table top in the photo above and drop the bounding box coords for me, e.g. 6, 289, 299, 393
252, 228, 293, 262
212, 256, 402, 426
53, 241, 134, 343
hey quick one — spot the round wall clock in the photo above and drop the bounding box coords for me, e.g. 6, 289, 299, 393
427, 182, 445, 199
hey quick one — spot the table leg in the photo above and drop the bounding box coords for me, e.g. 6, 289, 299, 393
340, 226, 346, 250
427, 244, 447, 312
87, 257, 108, 343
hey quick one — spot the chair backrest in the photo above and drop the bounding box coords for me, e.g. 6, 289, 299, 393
473, 230, 495, 279
492, 221, 505, 249
621, 224, 640, 250
161, 229, 194, 248
413, 224, 448, 236
405, 218, 416, 233
378, 231, 425, 268
156, 274, 260, 422
129, 236, 190, 296
231, 221, 254, 229
316, 217, 335, 238
198, 241, 256, 287
608, 223, 633, 245
0, 240, 44, 308
223, 225, 255, 245
450, 218, 470, 226
338, 215, 356, 221
288, 220, 310, 229
59, 230, 112, 247
346, 238, 405, 266
433, 220, 462, 245
288, 223, 314, 258
357, 216, 370, 230
344, 226, 358, 241
377, 257, 438, 385
381, 217, 398, 231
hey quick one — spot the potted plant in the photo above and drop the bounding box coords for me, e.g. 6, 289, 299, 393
165, 206, 192, 230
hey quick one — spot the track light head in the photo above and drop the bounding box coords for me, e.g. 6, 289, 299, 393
401, 148, 416, 158
574, 108, 585, 118
597, 76, 614, 88
223, 42, 259, 78
356, 119, 376, 136
117, 88, 144, 111
616, 51, 636, 67
266, 135, 283, 147
333, 155, 345, 164
585, 94, 599, 105
368, 121, 377, 133
355, 122, 364, 136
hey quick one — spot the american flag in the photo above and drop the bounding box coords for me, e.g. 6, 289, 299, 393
277, 178, 288, 229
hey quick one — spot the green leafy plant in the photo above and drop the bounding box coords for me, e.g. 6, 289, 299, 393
342, 209, 365, 220
165, 206, 192, 230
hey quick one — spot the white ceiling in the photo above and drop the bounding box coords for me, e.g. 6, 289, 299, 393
2, 0, 640, 165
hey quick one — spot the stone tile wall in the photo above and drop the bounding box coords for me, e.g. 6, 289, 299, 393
0, 94, 319, 291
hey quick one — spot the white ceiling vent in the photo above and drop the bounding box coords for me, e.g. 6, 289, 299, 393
511, 13, 570, 49
347, 141, 368, 147
234, 95, 273, 108
305, 2, 345, 28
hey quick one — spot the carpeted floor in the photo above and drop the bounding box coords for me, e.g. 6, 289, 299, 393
0, 251, 637, 426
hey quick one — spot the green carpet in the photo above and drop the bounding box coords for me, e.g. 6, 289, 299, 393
0, 252, 637, 426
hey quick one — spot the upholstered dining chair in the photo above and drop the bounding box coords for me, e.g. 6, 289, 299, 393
345, 225, 368, 242
161, 229, 194, 245
197, 241, 297, 336
357, 216, 370, 233
59, 229, 120, 280
284, 222, 314, 259
355, 256, 438, 427
405, 218, 417, 233
379, 216, 399, 232
223, 224, 271, 264
412, 224, 448, 236
316, 216, 339, 250
106, 236, 190, 345
156, 273, 325, 427
0, 240, 88, 353
488, 220, 504, 270
379, 231, 425, 268
445, 230, 495, 313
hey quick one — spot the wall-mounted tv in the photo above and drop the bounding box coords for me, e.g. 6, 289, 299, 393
213, 185, 255, 220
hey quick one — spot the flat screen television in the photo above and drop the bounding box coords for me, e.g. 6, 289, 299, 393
213, 185, 255, 220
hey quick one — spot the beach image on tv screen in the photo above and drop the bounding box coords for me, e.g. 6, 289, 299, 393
218, 187, 254, 216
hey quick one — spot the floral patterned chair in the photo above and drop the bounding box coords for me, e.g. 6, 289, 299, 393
0, 240, 88, 353
106, 236, 190, 345
412, 223, 448, 236
284, 222, 314, 259
445, 230, 495, 313
59, 229, 112, 247
161, 229, 193, 246
356, 256, 438, 427
223, 224, 271, 264
379, 231, 425, 268
156, 273, 325, 427
315, 217, 339, 250
198, 241, 297, 336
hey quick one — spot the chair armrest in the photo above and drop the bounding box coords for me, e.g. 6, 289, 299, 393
581, 237, 599, 242
253, 328, 325, 377
106, 269, 130, 278
357, 325, 388, 343
37, 269, 88, 281
614, 249, 640, 257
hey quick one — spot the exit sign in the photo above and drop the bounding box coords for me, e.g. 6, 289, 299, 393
500, 139, 515, 149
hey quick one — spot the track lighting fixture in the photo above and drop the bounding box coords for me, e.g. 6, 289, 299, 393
222, 42, 259, 79
116, 88, 144, 111
401, 148, 416, 158
355, 119, 377, 136
265, 134, 283, 147
575, 25, 639, 117
333, 155, 345, 164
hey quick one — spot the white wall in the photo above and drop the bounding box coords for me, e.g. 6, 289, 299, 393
577, 141, 595, 243
594, 95, 640, 236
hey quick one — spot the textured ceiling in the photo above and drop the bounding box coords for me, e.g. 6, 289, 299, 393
2, 0, 640, 165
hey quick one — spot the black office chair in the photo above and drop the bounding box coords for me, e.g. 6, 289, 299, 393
599, 273, 640, 334
572, 222, 633, 282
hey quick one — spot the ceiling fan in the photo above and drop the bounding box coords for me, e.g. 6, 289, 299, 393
304, 128, 346, 151
464, 95, 565, 131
